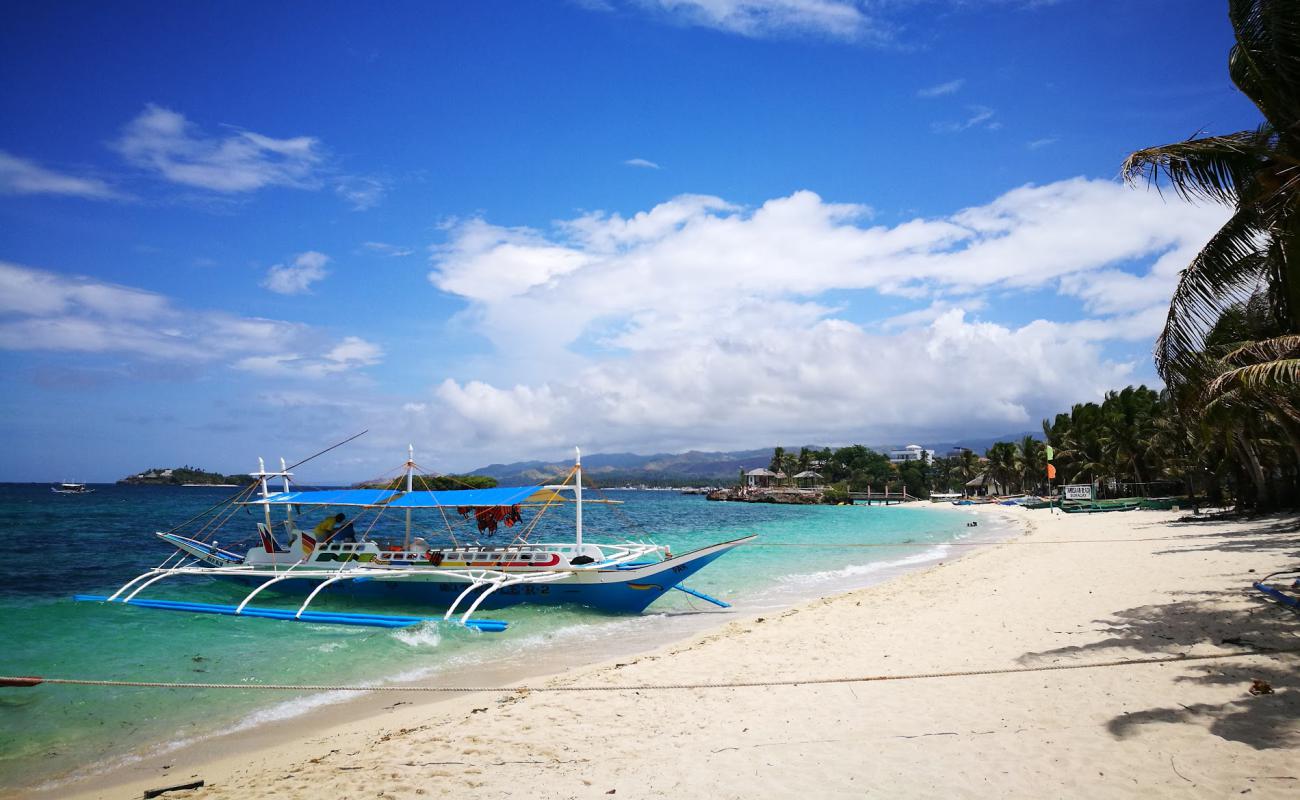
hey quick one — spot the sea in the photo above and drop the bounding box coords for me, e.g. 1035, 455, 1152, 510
0, 483, 1004, 791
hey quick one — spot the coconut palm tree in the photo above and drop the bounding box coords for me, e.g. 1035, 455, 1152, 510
1123, 0, 1300, 388
1016, 435, 1045, 493
985, 442, 1019, 496
769, 446, 786, 476
957, 449, 979, 493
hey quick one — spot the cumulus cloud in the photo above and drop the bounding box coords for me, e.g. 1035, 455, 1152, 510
113, 104, 323, 193
262, 251, 331, 295
0, 150, 125, 200
413, 178, 1225, 458
917, 79, 965, 98
624, 158, 661, 169
0, 261, 380, 378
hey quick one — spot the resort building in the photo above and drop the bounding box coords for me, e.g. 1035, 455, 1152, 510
889, 444, 934, 464
964, 473, 1005, 496
792, 470, 823, 487
745, 468, 777, 488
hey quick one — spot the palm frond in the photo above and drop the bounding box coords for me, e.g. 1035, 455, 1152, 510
1154, 208, 1271, 381
1221, 333, 1300, 365
1207, 357, 1300, 396
1121, 129, 1271, 204
1228, 0, 1300, 130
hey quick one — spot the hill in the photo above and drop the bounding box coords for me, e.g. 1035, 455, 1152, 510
470, 433, 1041, 487
472, 448, 776, 487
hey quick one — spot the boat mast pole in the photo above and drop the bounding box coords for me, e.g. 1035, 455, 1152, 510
575, 446, 583, 550
404, 444, 414, 550
257, 457, 272, 531
281, 457, 293, 529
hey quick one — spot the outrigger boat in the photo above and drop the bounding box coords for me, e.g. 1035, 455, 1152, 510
77, 448, 753, 632
51, 482, 93, 494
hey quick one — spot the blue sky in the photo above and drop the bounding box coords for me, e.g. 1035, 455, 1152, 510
0, 0, 1257, 482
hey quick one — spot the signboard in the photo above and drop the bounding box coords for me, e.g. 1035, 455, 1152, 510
1063, 484, 1093, 501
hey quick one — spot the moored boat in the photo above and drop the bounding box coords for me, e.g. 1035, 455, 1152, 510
51, 482, 93, 494
1060, 498, 1141, 513
79, 447, 753, 631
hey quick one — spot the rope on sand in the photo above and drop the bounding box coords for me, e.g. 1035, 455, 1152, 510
5, 646, 1298, 693
751, 534, 1291, 547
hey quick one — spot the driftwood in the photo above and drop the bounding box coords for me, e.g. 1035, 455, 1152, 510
143, 780, 204, 798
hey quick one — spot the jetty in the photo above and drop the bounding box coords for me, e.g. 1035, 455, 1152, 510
848, 488, 919, 506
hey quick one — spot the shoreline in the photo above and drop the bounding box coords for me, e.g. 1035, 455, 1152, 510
14, 504, 1016, 799
26, 505, 1300, 798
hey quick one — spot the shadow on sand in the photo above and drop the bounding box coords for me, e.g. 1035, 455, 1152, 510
1018, 515, 1300, 750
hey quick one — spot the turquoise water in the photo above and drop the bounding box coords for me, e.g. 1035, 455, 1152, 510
0, 484, 987, 789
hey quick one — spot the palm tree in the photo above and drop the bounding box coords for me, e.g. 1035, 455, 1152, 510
985, 442, 1019, 496
769, 446, 786, 476
1016, 435, 1045, 493
1123, 0, 1300, 387
957, 449, 979, 493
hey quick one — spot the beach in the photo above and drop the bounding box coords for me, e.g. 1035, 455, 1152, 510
30, 505, 1297, 799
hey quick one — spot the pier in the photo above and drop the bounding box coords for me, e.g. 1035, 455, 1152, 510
847, 488, 919, 505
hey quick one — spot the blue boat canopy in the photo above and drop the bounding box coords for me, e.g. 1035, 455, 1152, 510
243, 485, 551, 508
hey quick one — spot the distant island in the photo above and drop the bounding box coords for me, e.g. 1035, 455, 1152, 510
118, 466, 254, 486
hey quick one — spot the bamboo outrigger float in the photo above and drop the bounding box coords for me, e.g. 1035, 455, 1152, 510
78, 447, 752, 632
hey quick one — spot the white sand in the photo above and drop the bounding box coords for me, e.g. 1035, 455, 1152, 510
40, 508, 1300, 799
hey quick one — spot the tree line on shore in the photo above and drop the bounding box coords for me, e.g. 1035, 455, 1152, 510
760, 377, 1295, 508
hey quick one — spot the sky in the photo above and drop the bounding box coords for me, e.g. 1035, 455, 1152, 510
0, 0, 1257, 483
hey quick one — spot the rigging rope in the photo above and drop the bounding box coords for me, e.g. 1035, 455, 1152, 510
4, 646, 1296, 693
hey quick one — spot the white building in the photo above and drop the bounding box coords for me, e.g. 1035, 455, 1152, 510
889, 444, 934, 464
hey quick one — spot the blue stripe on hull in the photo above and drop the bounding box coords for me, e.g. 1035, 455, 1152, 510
220, 547, 734, 614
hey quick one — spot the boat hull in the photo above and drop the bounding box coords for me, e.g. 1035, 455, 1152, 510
175, 537, 748, 615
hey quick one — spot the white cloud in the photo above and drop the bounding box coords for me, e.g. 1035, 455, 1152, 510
932, 105, 998, 134
335, 176, 386, 210
624, 158, 661, 169
634, 0, 885, 42
0, 151, 125, 200
113, 104, 323, 193
234, 336, 383, 378
413, 178, 1225, 459
262, 251, 330, 295
917, 79, 965, 98
362, 241, 415, 257
1027, 137, 1059, 149
0, 261, 380, 378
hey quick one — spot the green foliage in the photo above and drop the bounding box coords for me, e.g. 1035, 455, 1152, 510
122, 466, 253, 485
893, 458, 931, 499
363, 474, 500, 491
820, 445, 893, 492
822, 482, 851, 504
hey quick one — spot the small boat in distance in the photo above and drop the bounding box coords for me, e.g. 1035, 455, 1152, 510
79, 447, 753, 632
51, 482, 93, 494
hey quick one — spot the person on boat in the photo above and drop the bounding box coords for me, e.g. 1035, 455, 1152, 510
313, 512, 349, 542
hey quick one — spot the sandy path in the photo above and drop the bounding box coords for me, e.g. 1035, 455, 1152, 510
48, 508, 1300, 799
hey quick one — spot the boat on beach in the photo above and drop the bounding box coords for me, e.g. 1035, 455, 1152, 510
50, 482, 93, 494
1060, 498, 1141, 513
79, 448, 753, 632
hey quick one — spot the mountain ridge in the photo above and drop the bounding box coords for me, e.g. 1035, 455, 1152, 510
470, 433, 1039, 486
